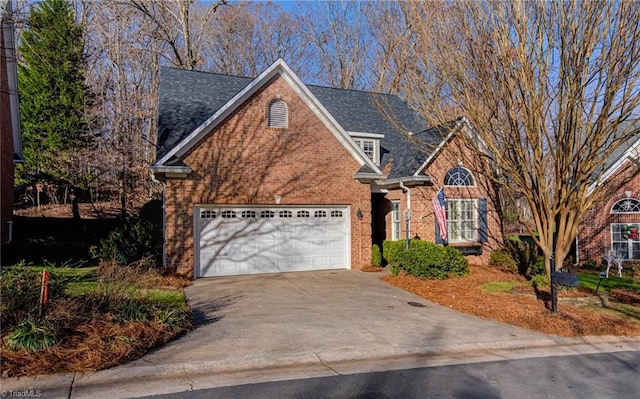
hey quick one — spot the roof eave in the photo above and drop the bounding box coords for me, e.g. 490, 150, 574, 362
150, 165, 192, 180
375, 175, 433, 189
354, 172, 387, 183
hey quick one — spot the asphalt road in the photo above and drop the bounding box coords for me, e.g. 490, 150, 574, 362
141, 351, 640, 399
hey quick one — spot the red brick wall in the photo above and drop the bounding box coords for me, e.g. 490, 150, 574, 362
578, 161, 640, 264
1, 26, 16, 243
163, 75, 372, 277
382, 134, 502, 265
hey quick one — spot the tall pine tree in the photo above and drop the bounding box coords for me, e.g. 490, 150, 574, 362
17, 0, 89, 206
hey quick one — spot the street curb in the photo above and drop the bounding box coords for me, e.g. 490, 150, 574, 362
2, 335, 639, 398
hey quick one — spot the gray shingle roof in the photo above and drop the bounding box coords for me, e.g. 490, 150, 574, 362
157, 68, 251, 159
156, 66, 458, 179
591, 119, 640, 182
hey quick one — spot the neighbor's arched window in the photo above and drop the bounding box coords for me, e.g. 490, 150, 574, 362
611, 197, 640, 260
267, 99, 288, 128
444, 166, 475, 186
611, 198, 640, 214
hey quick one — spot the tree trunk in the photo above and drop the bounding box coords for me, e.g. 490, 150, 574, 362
71, 188, 80, 220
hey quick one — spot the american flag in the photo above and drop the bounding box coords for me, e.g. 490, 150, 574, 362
432, 188, 448, 241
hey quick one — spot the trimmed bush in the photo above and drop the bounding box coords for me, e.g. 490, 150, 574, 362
382, 240, 406, 266
384, 239, 469, 280
489, 248, 518, 273
443, 246, 470, 276
371, 244, 382, 267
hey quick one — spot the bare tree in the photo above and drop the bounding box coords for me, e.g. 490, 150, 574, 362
83, 0, 164, 215
380, 0, 640, 277
127, 0, 227, 70
297, 0, 371, 89
201, 1, 314, 78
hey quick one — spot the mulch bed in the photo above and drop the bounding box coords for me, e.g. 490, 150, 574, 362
382, 265, 640, 337
1, 314, 189, 378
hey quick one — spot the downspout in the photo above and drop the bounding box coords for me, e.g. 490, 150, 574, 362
399, 182, 411, 250
161, 182, 167, 270
152, 170, 167, 271
574, 236, 579, 266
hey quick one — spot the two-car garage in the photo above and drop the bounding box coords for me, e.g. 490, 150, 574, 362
195, 206, 350, 277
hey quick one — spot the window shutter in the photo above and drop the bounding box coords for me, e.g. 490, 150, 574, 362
479, 198, 488, 242
268, 99, 288, 128
435, 214, 443, 244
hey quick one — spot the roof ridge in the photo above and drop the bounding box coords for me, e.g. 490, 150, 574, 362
160, 66, 255, 80
307, 83, 399, 97
159, 66, 402, 98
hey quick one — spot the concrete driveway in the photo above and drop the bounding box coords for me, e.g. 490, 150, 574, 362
6, 270, 640, 399
129, 269, 556, 368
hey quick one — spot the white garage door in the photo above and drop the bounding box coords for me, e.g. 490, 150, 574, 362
196, 206, 350, 277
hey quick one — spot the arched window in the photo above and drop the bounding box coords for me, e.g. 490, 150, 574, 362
610, 197, 640, 260
611, 198, 640, 213
267, 99, 288, 128
444, 167, 475, 186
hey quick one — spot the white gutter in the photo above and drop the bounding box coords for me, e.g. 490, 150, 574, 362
161, 183, 166, 270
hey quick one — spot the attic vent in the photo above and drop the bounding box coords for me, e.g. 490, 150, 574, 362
268, 99, 288, 128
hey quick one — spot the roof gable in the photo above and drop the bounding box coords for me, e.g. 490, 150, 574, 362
154, 59, 381, 174
588, 119, 640, 193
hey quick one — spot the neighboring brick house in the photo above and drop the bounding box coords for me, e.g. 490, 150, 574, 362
577, 126, 640, 265
151, 59, 501, 278
1, 1, 22, 243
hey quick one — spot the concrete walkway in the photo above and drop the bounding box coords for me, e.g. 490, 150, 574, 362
3, 270, 640, 399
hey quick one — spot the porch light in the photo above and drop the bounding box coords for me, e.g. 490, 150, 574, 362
356, 208, 363, 220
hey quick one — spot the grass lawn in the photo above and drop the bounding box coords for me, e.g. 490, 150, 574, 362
578, 273, 639, 293
481, 281, 524, 293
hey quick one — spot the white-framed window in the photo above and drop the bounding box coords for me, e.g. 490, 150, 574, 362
314, 210, 327, 218
268, 99, 288, 128
297, 210, 310, 218
391, 201, 401, 241
611, 223, 640, 260
354, 138, 379, 164
446, 199, 477, 243
330, 210, 343, 218
611, 198, 640, 213
444, 167, 475, 187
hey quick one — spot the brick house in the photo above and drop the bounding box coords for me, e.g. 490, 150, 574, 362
1, 1, 22, 244
151, 59, 501, 278
577, 125, 640, 266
